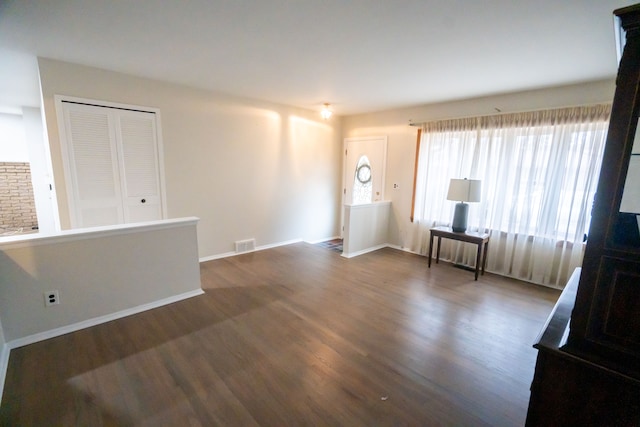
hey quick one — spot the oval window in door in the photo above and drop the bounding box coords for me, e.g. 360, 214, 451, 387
352, 155, 373, 205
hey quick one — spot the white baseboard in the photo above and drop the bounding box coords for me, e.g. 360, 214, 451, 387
258, 238, 303, 251
6, 289, 204, 351
340, 243, 417, 258
200, 250, 236, 262
341, 243, 389, 258
0, 343, 9, 404
304, 236, 341, 245
387, 244, 420, 255
199, 238, 303, 262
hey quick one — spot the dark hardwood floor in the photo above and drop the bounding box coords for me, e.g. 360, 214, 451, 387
0, 243, 559, 426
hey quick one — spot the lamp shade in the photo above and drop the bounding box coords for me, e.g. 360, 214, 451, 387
446, 178, 482, 203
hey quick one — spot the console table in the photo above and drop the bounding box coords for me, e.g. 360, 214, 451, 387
428, 226, 490, 280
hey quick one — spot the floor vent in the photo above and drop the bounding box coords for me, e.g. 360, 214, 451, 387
235, 238, 256, 253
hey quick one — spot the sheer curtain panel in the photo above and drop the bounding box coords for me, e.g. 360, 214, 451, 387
413, 104, 611, 288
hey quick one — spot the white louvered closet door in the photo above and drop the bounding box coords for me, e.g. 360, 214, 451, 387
63, 103, 124, 227
116, 110, 162, 223
61, 101, 164, 228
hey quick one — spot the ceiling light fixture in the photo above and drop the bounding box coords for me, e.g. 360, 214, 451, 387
321, 103, 332, 120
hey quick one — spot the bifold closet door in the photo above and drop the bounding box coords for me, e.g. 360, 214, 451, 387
62, 103, 124, 227
117, 109, 162, 223
61, 102, 163, 228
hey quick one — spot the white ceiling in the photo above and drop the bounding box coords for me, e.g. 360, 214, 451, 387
0, 0, 636, 116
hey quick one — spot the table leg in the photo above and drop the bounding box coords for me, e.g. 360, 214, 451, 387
428, 234, 434, 268
475, 242, 482, 281
481, 241, 489, 275
436, 237, 442, 264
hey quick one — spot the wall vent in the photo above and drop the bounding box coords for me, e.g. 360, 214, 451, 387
235, 238, 256, 253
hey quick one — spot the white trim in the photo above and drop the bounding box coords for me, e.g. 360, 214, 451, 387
344, 243, 419, 256
54, 95, 161, 113
153, 111, 168, 219
305, 236, 341, 245
386, 243, 404, 251
199, 238, 303, 262
0, 217, 199, 249
0, 342, 9, 404
200, 250, 237, 262
341, 243, 389, 258
343, 200, 391, 209
387, 244, 419, 255
257, 238, 302, 251
6, 289, 204, 350
54, 95, 79, 227
38, 103, 62, 232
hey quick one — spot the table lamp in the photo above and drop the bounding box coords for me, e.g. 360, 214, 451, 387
447, 178, 481, 232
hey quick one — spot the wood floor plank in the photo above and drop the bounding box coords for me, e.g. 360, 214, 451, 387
0, 243, 559, 426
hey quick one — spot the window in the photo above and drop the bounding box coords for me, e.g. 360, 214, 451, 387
413, 104, 611, 287
352, 155, 373, 205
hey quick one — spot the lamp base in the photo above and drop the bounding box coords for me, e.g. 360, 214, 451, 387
452, 202, 469, 232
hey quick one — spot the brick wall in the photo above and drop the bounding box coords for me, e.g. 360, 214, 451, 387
0, 162, 38, 232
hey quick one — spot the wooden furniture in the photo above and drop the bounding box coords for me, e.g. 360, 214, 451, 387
527, 269, 640, 425
526, 4, 640, 425
428, 226, 489, 280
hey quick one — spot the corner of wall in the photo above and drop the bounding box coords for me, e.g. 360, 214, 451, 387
0, 316, 8, 405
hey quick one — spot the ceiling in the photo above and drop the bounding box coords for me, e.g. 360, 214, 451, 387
0, 0, 637, 116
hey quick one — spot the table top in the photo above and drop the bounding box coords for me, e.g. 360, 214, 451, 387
430, 226, 490, 241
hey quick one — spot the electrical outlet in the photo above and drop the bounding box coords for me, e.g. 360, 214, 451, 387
44, 290, 60, 307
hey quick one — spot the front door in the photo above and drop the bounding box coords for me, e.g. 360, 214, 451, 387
342, 136, 387, 234
344, 136, 387, 205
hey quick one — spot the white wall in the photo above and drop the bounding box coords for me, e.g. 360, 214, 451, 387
0, 218, 201, 343
0, 316, 5, 350
37, 58, 343, 258
342, 201, 391, 258
0, 315, 6, 404
22, 107, 58, 233
0, 112, 29, 162
342, 80, 617, 253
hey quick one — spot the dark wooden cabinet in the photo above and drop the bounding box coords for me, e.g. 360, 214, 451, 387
527, 4, 640, 426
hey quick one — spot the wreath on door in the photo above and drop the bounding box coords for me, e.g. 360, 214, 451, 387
356, 164, 372, 184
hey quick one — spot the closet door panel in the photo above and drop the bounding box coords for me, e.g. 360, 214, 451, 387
117, 110, 162, 222
62, 103, 124, 227
81, 206, 123, 227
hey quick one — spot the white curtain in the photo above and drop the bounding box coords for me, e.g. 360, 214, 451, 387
413, 104, 611, 288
